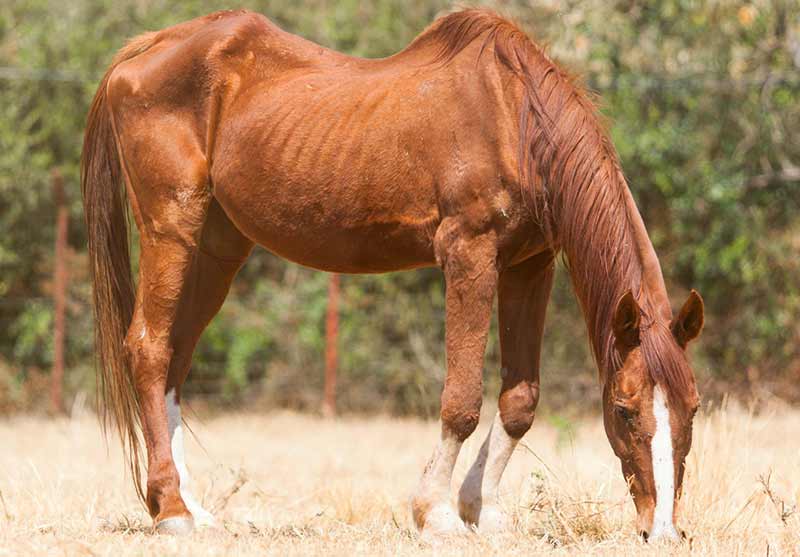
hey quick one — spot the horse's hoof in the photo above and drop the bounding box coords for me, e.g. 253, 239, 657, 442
419, 504, 469, 542
474, 505, 511, 534
154, 515, 194, 536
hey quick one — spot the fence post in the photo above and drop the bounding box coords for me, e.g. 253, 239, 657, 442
323, 273, 340, 418
50, 168, 68, 415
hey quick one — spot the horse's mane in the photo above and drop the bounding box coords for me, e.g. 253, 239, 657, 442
414, 9, 693, 396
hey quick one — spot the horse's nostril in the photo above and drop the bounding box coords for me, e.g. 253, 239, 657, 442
639, 530, 649, 542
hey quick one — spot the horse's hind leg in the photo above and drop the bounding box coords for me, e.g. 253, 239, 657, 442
457, 253, 554, 532
162, 199, 253, 528
411, 224, 498, 537
125, 221, 205, 533
119, 121, 249, 532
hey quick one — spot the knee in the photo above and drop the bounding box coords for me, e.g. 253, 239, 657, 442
440, 382, 482, 441
498, 378, 539, 438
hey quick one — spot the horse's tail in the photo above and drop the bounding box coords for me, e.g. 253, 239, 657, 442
81, 32, 158, 503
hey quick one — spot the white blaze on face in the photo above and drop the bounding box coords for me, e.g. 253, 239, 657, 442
166, 389, 215, 527
649, 385, 679, 540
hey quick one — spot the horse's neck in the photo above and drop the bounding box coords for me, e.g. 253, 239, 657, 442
561, 172, 672, 366
616, 179, 672, 322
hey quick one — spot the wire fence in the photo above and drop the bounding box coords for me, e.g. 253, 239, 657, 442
2, 64, 798, 87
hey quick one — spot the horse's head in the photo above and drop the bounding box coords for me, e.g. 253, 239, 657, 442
602, 290, 704, 541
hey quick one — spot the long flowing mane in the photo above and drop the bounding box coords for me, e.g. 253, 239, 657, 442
414, 10, 693, 395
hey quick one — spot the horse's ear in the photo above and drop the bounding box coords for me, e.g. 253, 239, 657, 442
672, 289, 704, 347
613, 290, 641, 348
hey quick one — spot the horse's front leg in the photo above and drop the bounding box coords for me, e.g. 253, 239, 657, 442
411, 225, 498, 537
458, 253, 554, 532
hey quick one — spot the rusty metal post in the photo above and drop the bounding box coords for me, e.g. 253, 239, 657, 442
323, 273, 340, 418
50, 168, 68, 415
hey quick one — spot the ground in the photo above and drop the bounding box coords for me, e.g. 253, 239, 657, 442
0, 402, 798, 556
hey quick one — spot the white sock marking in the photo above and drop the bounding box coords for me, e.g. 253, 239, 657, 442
650, 385, 678, 539
414, 430, 466, 533
459, 412, 517, 528
424, 431, 462, 497
166, 389, 215, 527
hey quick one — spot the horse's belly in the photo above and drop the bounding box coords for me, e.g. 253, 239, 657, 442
213, 179, 439, 273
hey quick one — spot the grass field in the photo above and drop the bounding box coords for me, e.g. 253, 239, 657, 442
0, 402, 798, 556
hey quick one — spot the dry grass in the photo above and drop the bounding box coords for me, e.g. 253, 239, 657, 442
0, 401, 798, 556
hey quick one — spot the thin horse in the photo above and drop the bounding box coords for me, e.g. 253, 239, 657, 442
82, 9, 704, 540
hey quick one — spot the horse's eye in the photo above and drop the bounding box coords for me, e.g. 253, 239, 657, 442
615, 405, 634, 423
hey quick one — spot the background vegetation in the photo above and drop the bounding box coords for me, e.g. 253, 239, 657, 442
0, 0, 798, 415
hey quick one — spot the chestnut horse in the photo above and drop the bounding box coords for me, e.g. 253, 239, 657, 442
82, 9, 704, 540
